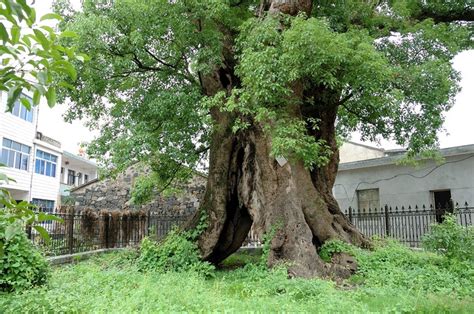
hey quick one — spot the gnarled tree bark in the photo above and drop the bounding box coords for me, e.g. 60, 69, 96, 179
190, 0, 369, 278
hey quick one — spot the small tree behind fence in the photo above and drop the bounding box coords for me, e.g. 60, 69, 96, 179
345, 202, 473, 247
28, 207, 191, 256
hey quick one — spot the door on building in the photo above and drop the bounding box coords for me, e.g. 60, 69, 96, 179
432, 190, 452, 223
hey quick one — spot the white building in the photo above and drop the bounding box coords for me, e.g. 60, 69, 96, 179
0, 92, 97, 211
60, 151, 98, 199
335, 142, 474, 211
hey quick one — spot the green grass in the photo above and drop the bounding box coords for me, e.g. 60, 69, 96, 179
1, 242, 473, 313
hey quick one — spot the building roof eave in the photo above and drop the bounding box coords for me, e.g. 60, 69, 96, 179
339, 144, 474, 171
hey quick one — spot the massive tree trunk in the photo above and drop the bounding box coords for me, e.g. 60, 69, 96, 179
191, 0, 368, 278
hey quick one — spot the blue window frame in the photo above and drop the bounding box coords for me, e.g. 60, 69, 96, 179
35, 149, 57, 177
11, 95, 33, 122
31, 198, 55, 214
0, 138, 30, 170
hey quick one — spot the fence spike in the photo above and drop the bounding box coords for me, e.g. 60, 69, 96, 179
401, 206, 405, 211
408, 205, 412, 211
415, 205, 418, 212
368, 207, 372, 213
389, 206, 392, 212
422, 204, 426, 211
465, 201, 469, 207
395, 206, 399, 213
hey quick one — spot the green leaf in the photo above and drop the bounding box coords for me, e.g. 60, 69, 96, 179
6, 86, 21, 111
5, 224, 20, 241
40, 12, 62, 22
20, 97, 31, 110
58, 81, 75, 90
33, 225, 51, 243
11, 25, 20, 44
33, 89, 41, 105
33, 29, 50, 50
0, 23, 9, 42
60, 30, 78, 38
46, 87, 56, 108
53, 60, 77, 80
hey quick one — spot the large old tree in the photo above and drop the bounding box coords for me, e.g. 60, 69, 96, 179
58, 0, 472, 277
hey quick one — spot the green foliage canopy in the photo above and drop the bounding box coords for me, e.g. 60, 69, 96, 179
0, 0, 84, 109
57, 0, 472, 177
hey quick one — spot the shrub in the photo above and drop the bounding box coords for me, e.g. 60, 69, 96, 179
1, 171, 57, 292
319, 239, 356, 262
353, 239, 474, 296
422, 215, 474, 262
137, 229, 214, 276
0, 220, 50, 292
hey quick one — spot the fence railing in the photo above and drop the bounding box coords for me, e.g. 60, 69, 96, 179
28, 210, 191, 256
28, 202, 474, 255
345, 202, 473, 247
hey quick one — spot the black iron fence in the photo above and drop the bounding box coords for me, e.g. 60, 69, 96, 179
28, 202, 474, 256
345, 202, 474, 247
28, 209, 191, 256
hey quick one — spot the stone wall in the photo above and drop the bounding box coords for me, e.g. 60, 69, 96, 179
70, 165, 206, 216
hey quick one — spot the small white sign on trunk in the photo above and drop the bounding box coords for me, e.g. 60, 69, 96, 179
276, 156, 288, 167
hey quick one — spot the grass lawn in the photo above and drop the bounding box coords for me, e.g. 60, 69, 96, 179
1, 240, 473, 313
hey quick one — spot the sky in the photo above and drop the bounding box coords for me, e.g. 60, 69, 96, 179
34, 1, 474, 153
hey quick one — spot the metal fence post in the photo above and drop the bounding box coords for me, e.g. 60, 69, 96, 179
25, 224, 32, 240
105, 213, 110, 249
147, 211, 151, 236
68, 209, 75, 254
384, 204, 390, 237
348, 207, 353, 223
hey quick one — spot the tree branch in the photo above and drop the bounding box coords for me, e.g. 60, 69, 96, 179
144, 47, 177, 69
412, 6, 474, 23
341, 103, 388, 135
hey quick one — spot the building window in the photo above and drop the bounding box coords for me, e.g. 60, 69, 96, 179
77, 172, 82, 185
0, 138, 30, 170
31, 198, 55, 214
35, 150, 57, 177
357, 188, 380, 210
84, 174, 89, 183
11, 95, 34, 122
67, 169, 75, 185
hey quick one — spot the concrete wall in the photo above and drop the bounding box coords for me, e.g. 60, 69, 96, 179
339, 142, 385, 163
70, 165, 206, 216
334, 153, 474, 210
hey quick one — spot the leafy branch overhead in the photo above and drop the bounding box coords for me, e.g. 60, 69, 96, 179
0, 0, 86, 110
57, 0, 473, 174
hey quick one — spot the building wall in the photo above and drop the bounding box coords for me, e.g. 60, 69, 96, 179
339, 142, 385, 163
30, 142, 63, 205
334, 153, 474, 210
0, 92, 63, 206
0, 92, 38, 194
61, 165, 97, 186
70, 165, 206, 216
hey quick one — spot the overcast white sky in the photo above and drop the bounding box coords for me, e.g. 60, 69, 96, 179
34, 1, 474, 153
